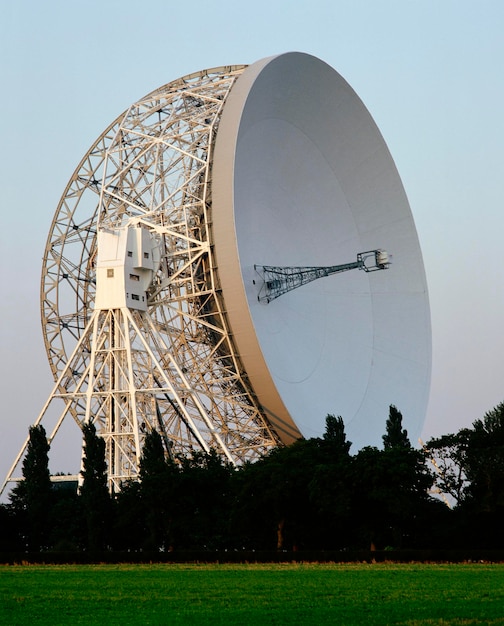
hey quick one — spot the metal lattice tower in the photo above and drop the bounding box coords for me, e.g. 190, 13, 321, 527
255, 250, 389, 303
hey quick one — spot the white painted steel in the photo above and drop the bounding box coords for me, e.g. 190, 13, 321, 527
2, 66, 284, 495
213, 52, 431, 450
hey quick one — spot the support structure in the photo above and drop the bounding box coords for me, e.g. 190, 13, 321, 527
1, 67, 282, 496
255, 250, 389, 303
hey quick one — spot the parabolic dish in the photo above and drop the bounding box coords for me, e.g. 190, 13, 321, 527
212, 52, 431, 450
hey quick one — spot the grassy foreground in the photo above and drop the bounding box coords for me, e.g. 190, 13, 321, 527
1, 562, 503, 625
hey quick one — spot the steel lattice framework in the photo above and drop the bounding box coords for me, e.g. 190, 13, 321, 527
254, 251, 389, 303
3, 66, 281, 494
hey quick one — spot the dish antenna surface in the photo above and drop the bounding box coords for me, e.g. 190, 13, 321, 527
2, 52, 430, 494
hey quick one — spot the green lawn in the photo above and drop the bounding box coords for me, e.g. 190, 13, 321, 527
1, 562, 503, 625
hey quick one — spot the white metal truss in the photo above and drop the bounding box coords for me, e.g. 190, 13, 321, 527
2, 67, 281, 495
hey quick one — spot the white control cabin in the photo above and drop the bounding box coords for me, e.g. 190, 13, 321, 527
95, 226, 160, 311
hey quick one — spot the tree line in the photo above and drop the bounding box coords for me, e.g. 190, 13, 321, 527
2, 403, 504, 554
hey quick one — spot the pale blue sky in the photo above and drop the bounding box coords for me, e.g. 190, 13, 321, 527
2, 0, 504, 481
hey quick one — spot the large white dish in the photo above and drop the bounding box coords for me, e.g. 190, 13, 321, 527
212, 52, 431, 450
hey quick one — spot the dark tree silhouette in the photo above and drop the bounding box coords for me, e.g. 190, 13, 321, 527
138, 429, 178, 551
427, 403, 504, 512
323, 414, 352, 454
113, 479, 144, 551
463, 402, 504, 512
350, 407, 434, 549
383, 405, 410, 449
425, 432, 469, 507
0, 503, 21, 551
80, 421, 111, 550
49, 482, 83, 551
9, 425, 52, 550
232, 438, 326, 550
175, 450, 234, 550
425, 402, 504, 549
351, 442, 434, 550
309, 415, 353, 549
140, 429, 170, 480
9, 403, 504, 554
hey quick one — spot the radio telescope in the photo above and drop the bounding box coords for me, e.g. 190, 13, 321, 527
2, 52, 430, 494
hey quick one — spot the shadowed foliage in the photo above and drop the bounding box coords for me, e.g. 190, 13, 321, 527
9, 425, 53, 550
80, 422, 112, 550
4, 402, 504, 553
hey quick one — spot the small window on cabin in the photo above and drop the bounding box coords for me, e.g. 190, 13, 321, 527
132, 294, 140, 301
107, 269, 114, 278
129, 273, 140, 281
127, 251, 133, 257
144, 252, 149, 259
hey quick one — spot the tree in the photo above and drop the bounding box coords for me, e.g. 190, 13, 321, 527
423, 403, 504, 549
138, 429, 178, 551
232, 438, 326, 551
425, 402, 504, 546
48, 481, 83, 551
463, 402, 504, 512
176, 450, 234, 550
9, 425, 53, 550
424, 432, 469, 507
308, 415, 354, 549
383, 405, 410, 449
323, 414, 352, 454
351, 444, 434, 550
113, 479, 145, 551
0, 503, 23, 551
140, 429, 171, 480
350, 408, 434, 550
80, 422, 111, 551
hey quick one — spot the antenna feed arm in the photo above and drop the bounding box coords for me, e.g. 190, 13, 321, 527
358, 249, 390, 272
255, 249, 390, 303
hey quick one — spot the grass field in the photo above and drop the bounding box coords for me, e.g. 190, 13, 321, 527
1, 562, 503, 625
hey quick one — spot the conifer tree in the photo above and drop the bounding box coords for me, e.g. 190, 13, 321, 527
80, 421, 111, 550
383, 405, 410, 449
9, 425, 52, 550
139, 429, 177, 550
323, 414, 352, 455
350, 405, 433, 549
307, 415, 353, 548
